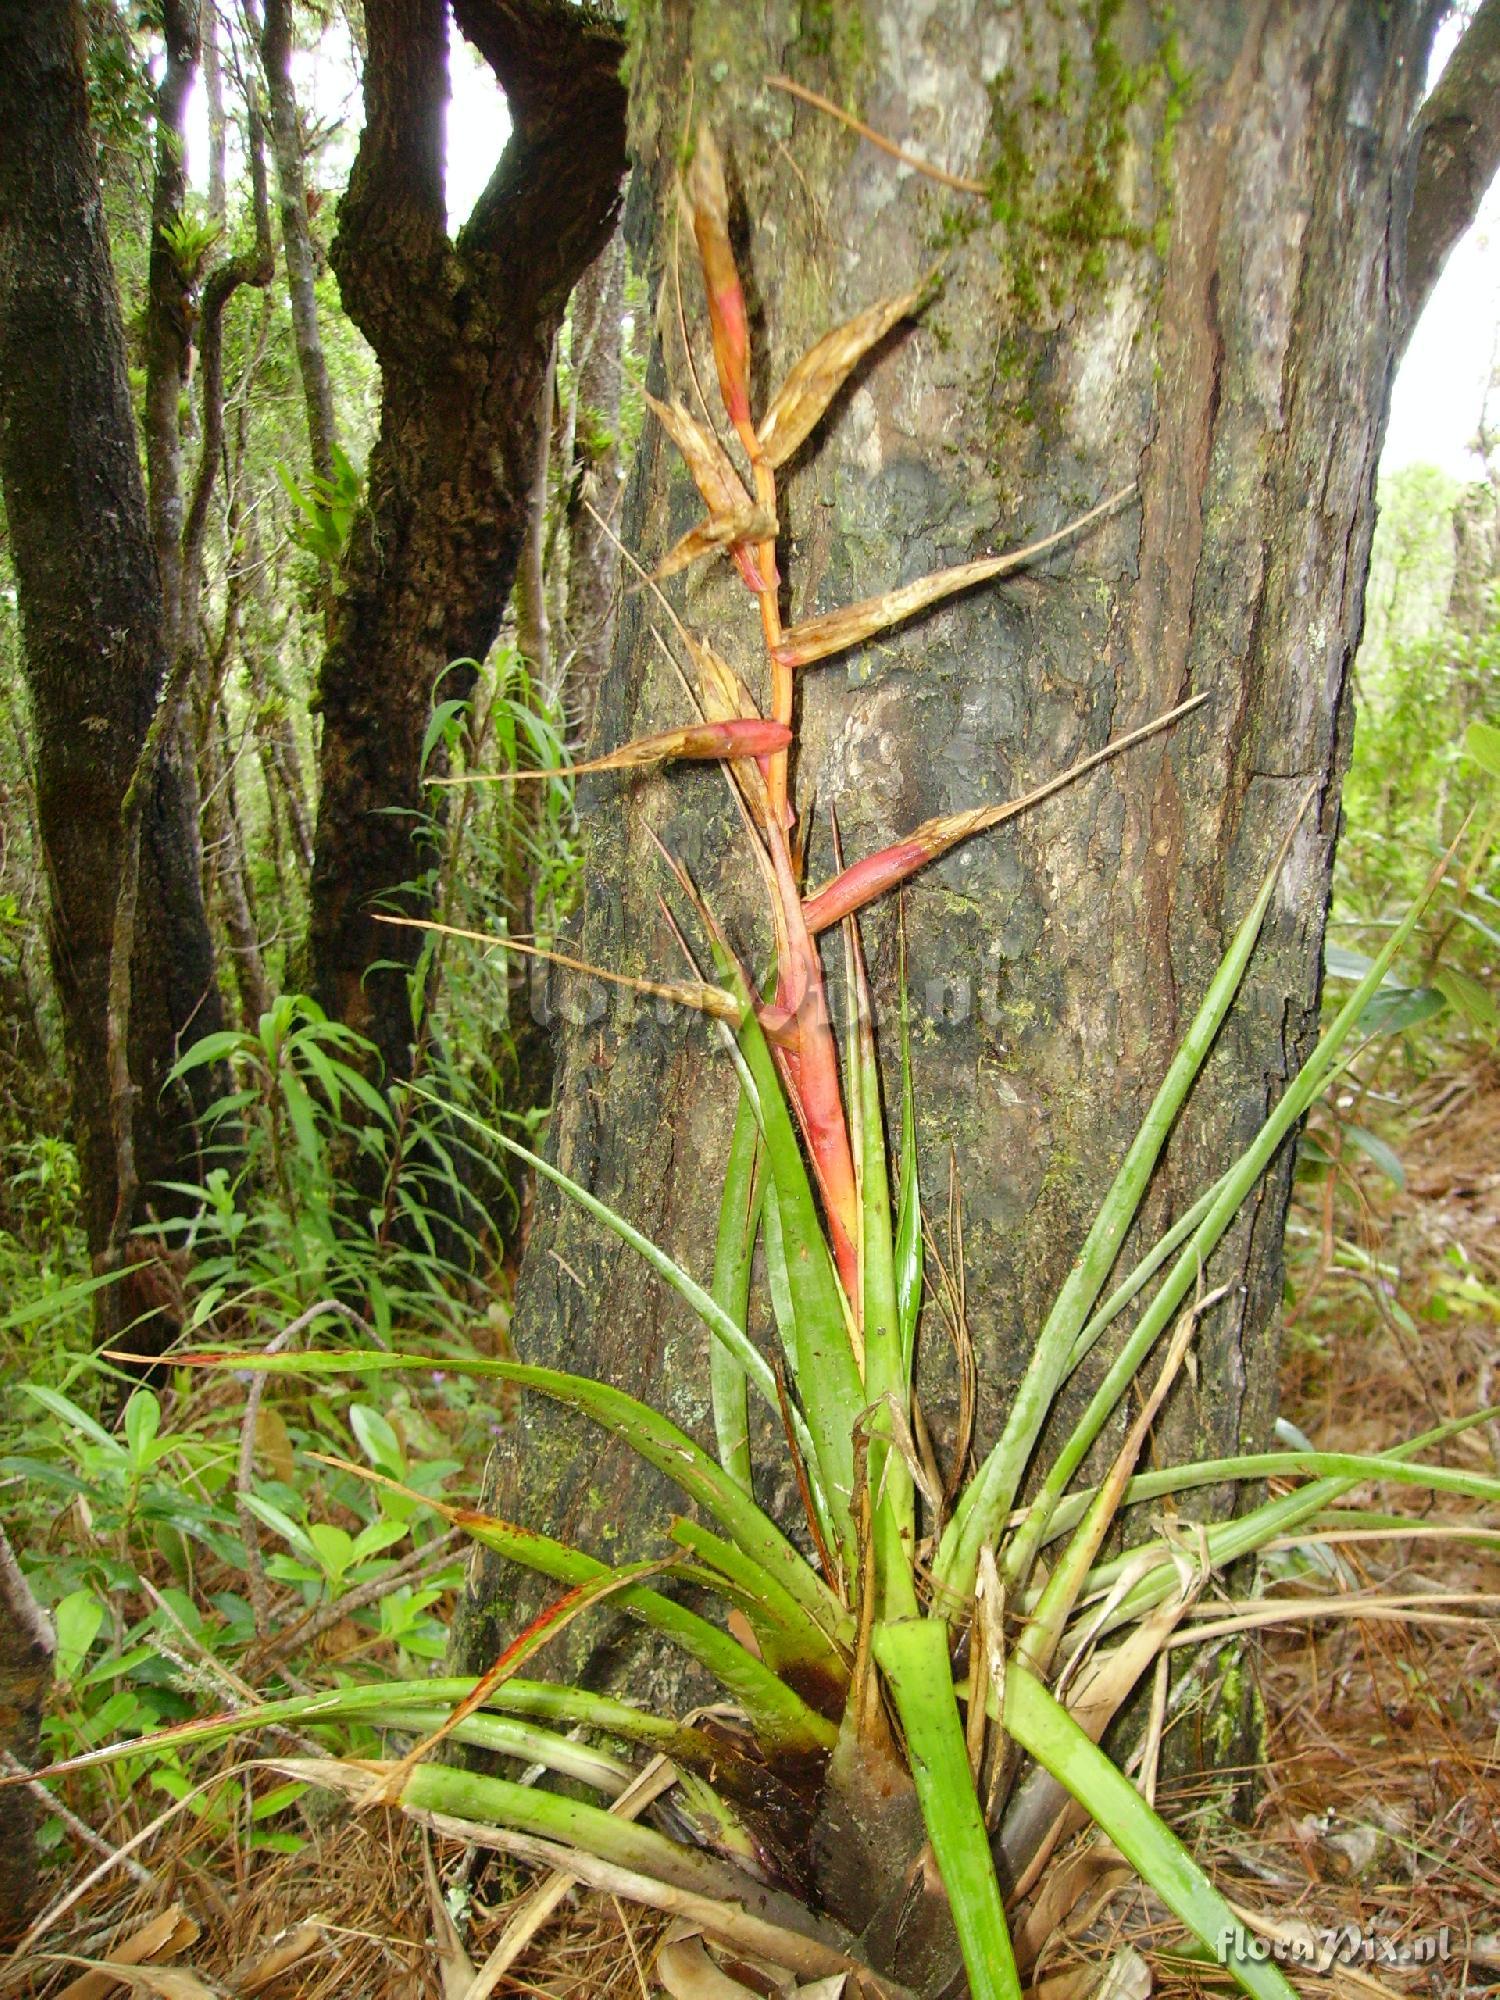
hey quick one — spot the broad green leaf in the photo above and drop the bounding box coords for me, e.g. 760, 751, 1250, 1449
307, 1523, 355, 1577
1341, 1124, 1405, 1188
241, 1493, 317, 1563
1462, 717, 1500, 779
1323, 943, 1377, 981
24, 1385, 122, 1454
53, 1588, 105, 1680
1433, 964, 1498, 1035
351, 1518, 410, 1563
123, 1389, 161, 1465
349, 1403, 404, 1475
1359, 983, 1445, 1035
164, 1030, 246, 1081
250, 1780, 310, 1821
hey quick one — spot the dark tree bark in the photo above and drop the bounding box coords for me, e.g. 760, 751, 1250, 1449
308, 0, 627, 1082
0, 0, 226, 1324
563, 228, 627, 746
514, 333, 558, 700
143, 0, 199, 652
0, 1526, 53, 1943
459, 0, 1484, 1780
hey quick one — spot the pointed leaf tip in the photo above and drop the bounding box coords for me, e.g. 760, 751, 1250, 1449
758, 286, 926, 469
686, 126, 754, 433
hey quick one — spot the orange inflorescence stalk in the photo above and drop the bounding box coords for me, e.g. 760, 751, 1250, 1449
652, 124, 1172, 1338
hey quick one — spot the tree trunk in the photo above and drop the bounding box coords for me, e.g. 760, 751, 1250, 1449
143, 0, 198, 655
458, 0, 1455, 1760
0, 0, 226, 1326
514, 334, 558, 701
563, 228, 627, 746
0, 1526, 53, 1944
258, 0, 340, 486
307, 0, 626, 1084
203, 0, 227, 228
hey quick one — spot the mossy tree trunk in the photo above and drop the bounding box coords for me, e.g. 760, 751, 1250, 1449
0, 0, 228, 1339
460, 0, 1469, 1791
307, 0, 625, 1082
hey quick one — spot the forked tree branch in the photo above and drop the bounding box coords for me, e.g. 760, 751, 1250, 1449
1400, 0, 1500, 340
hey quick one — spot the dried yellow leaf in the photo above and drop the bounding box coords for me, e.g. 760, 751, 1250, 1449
653, 506, 777, 584
774, 486, 1135, 669
757, 287, 925, 469
680, 631, 779, 835
645, 391, 750, 522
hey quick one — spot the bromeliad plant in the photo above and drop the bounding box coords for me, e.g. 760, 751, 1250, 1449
94, 127, 1500, 2000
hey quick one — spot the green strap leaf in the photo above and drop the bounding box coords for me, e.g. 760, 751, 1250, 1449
936, 820, 1304, 1603
668, 1516, 848, 1685
729, 999, 866, 1575
165, 1342, 845, 1645
872, 1617, 1021, 2000
436, 1488, 836, 1756
710, 1089, 764, 1491
851, 916, 917, 1621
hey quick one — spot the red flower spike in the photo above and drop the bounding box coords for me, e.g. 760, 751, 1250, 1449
764, 828, 860, 1301
801, 695, 1210, 935
802, 836, 935, 935
686, 126, 755, 439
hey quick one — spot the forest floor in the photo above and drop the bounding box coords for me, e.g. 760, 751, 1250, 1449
7, 1061, 1498, 2000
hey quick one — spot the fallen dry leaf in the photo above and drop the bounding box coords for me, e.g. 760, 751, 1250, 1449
657, 1932, 765, 1998
56, 1906, 200, 2000
231, 1921, 328, 1995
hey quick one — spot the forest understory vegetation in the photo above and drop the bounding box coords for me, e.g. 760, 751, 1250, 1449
1, 5, 1499, 1997
2, 1033, 1497, 2000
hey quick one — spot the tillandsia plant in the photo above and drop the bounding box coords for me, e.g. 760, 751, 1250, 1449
82, 126, 1500, 2000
